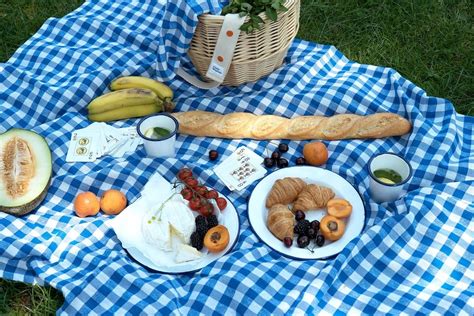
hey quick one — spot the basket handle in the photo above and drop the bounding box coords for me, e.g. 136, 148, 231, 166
177, 14, 246, 89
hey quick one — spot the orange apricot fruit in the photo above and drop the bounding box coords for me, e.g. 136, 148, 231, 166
327, 198, 352, 218
74, 192, 100, 218
320, 215, 345, 241
303, 142, 328, 166
100, 189, 127, 215
204, 225, 230, 253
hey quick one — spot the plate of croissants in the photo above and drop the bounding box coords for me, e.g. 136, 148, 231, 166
248, 166, 365, 260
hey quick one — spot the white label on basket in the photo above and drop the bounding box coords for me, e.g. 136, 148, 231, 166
206, 14, 246, 83
208, 62, 225, 77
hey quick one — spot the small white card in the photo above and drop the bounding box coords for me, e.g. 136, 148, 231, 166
66, 123, 144, 163
66, 130, 98, 162
214, 147, 267, 191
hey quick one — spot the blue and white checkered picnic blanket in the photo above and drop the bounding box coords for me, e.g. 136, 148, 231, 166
1, 0, 473, 314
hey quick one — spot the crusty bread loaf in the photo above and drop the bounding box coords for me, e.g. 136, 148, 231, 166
171, 111, 411, 140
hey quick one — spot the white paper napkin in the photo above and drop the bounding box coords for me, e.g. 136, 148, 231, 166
109, 172, 178, 266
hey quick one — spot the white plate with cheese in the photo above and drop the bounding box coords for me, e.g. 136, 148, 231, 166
110, 172, 240, 274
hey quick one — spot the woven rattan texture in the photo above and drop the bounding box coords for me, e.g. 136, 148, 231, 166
189, 0, 300, 86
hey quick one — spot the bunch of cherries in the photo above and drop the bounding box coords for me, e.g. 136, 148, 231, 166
177, 168, 227, 217
263, 143, 306, 169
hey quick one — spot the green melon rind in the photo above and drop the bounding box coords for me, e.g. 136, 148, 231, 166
0, 129, 53, 216
0, 177, 51, 216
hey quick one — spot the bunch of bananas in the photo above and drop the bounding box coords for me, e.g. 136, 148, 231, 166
87, 76, 174, 122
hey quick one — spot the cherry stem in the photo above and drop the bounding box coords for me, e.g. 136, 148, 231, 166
176, 179, 209, 205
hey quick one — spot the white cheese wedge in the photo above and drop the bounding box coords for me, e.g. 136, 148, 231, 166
141, 195, 196, 255
142, 216, 172, 252
161, 199, 196, 244
175, 244, 203, 263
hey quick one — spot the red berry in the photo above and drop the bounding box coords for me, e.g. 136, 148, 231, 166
216, 197, 227, 211
294, 210, 305, 221
178, 168, 193, 181
277, 158, 289, 168
206, 190, 219, 200
278, 143, 289, 153
188, 197, 201, 211
198, 203, 214, 217
195, 185, 208, 197
263, 157, 274, 168
185, 177, 198, 188
181, 188, 193, 201
209, 150, 219, 161
283, 237, 293, 248
295, 157, 306, 165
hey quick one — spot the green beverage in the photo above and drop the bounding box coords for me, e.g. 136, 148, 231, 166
144, 127, 171, 139
373, 168, 403, 184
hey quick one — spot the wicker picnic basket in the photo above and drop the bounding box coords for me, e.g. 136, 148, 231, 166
188, 0, 300, 86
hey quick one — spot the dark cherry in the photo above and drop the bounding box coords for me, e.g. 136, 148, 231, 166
310, 220, 320, 231
271, 151, 281, 161
263, 157, 274, 168
209, 150, 219, 161
295, 157, 306, 165
278, 143, 289, 153
297, 235, 310, 248
316, 235, 325, 247
283, 237, 293, 248
294, 210, 305, 221
277, 158, 289, 168
307, 228, 317, 240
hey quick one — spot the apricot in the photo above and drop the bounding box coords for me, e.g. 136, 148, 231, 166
100, 189, 127, 215
320, 215, 345, 241
303, 142, 328, 166
74, 192, 100, 218
204, 225, 230, 253
327, 198, 352, 218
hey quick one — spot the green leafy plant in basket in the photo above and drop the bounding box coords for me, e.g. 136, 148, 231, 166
222, 0, 288, 33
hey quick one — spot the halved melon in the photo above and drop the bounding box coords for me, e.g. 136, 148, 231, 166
0, 129, 52, 216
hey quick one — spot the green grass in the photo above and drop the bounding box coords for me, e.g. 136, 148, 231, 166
0, 0, 472, 314
297, 0, 473, 115
0, 279, 63, 315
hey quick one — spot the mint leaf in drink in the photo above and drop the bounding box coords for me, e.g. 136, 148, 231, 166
153, 127, 171, 138
145, 127, 171, 139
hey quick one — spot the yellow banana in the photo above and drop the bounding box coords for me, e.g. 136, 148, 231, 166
88, 103, 162, 122
87, 88, 159, 115
110, 76, 174, 111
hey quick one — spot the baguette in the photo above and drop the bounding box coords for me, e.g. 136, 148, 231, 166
171, 111, 411, 140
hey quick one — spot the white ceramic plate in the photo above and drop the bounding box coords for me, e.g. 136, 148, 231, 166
129, 193, 239, 274
248, 166, 365, 260
110, 173, 240, 274
126, 193, 239, 274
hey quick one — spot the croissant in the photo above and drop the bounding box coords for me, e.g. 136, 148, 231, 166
267, 204, 295, 240
293, 184, 335, 211
171, 111, 411, 140
265, 177, 306, 208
